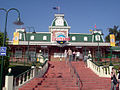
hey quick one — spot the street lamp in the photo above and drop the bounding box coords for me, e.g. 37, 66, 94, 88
110, 47, 113, 66
26, 26, 36, 62
0, 8, 24, 90
97, 35, 100, 64
96, 33, 103, 65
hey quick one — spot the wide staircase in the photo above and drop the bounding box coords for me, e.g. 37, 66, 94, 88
19, 61, 111, 90
19, 61, 79, 90
71, 61, 111, 90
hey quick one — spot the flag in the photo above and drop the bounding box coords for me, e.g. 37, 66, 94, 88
13, 32, 19, 45
95, 24, 96, 29
53, 6, 60, 10
89, 29, 93, 32
110, 34, 115, 46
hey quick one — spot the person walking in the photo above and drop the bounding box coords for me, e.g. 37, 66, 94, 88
76, 51, 80, 61
73, 51, 76, 61
64, 49, 68, 64
68, 48, 72, 61
111, 68, 117, 90
117, 67, 120, 90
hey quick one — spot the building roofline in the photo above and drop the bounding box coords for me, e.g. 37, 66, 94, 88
69, 33, 92, 35
26, 32, 51, 34
8, 41, 110, 46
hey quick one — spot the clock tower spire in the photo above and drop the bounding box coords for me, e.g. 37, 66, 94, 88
49, 14, 71, 43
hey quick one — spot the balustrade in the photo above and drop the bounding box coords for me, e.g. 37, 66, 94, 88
87, 60, 113, 77
12, 60, 48, 90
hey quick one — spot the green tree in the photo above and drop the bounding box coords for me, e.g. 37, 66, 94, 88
105, 25, 120, 45
0, 32, 10, 86
0, 32, 4, 46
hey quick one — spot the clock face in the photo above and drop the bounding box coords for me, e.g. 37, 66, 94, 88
55, 18, 64, 26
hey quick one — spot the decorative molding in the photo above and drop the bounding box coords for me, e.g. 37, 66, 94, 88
8, 41, 110, 46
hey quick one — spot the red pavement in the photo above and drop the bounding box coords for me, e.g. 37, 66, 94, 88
71, 61, 111, 90
19, 61, 112, 90
19, 61, 79, 90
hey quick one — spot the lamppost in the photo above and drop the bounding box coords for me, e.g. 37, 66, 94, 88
0, 8, 24, 90
97, 35, 100, 64
110, 47, 113, 66
97, 33, 104, 65
26, 26, 35, 62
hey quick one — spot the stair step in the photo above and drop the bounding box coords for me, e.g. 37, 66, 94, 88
19, 61, 111, 90
34, 87, 56, 90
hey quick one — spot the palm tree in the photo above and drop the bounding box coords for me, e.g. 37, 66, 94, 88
105, 25, 120, 45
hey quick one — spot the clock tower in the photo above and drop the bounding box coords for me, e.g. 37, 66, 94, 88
49, 14, 71, 43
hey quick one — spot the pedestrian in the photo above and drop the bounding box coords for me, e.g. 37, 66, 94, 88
73, 51, 76, 61
83, 55, 88, 67
76, 51, 80, 61
64, 49, 68, 64
117, 67, 120, 89
111, 67, 117, 90
88, 51, 92, 61
68, 48, 72, 61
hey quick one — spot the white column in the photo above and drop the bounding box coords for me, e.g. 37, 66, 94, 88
4, 68, 14, 90
87, 60, 90, 68
109, 66, 113, 75
31, 66, 36, 77
5, 76, 14, 90
100, 66, 103, 77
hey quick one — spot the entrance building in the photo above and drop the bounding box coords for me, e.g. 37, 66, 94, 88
8, 14, 110, 62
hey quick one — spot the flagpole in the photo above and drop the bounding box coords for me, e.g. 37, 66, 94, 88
52, 0, 60, 14
57, 0, 60, 14
58, 6, 60, 14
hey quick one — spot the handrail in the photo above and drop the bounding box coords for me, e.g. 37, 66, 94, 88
68, 61, 81, 90
13, 60, 48, 90
15, 68, 33, 78
13, 67, 34, 90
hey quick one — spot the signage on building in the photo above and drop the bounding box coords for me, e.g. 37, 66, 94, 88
57, 34, 70, 44
110, 34, 115, 46
53, 34, 70, 44
54, 53, 65, 58
13, 32, 19, 45
76, 46, 82, 48
41, 46, 48, 48
51, 30, 70, 44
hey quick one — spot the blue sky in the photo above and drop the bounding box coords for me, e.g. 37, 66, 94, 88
0, 0, 120, 40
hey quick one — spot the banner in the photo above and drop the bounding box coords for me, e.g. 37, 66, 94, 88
13, 32, 19, 45
110, 34, 115, 46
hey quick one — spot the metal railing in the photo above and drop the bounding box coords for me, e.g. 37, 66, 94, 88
68, 61, 81, 90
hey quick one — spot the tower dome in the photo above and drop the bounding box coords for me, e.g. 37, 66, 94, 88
51, 14, 68, 26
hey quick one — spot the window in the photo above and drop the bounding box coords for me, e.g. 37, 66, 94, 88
30, 35, 34, 40
15, 50, 22, 58
95, 50, 102, 57
72, 36, 76, 41
95, 35, 100, 41
84, 37, 88, 41
43, 36, 47, 40
19, 33, 22, 39
25, 51, 36, 61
